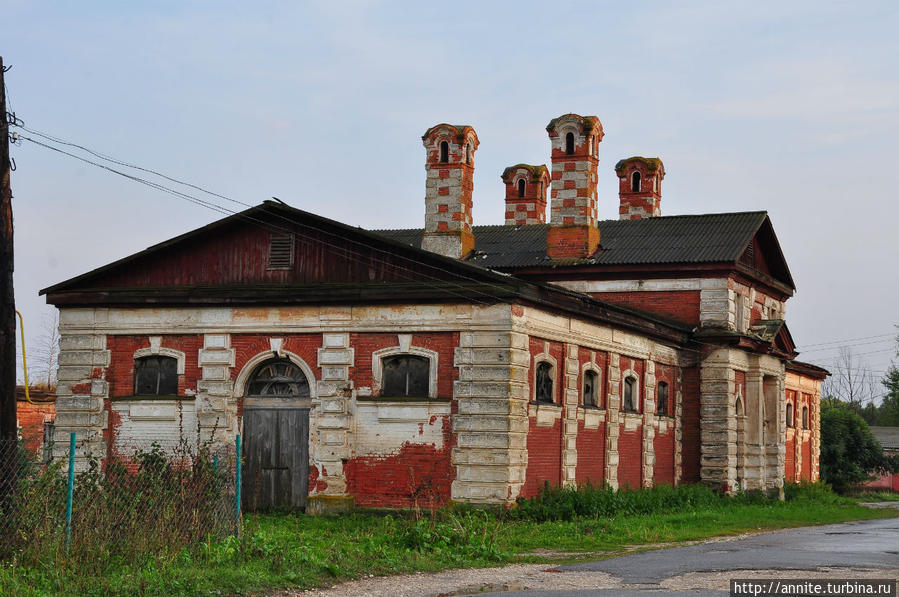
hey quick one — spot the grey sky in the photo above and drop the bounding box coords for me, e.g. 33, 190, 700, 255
4, 1, 898, 380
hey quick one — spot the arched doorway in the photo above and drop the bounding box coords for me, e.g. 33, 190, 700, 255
242, 357, 311, 511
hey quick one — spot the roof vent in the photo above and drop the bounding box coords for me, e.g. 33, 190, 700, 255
268, 233, 295, 269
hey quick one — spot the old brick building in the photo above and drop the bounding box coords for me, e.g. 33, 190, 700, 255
41, 113, 825, 512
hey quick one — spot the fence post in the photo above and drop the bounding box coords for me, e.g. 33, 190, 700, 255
65, 432, 76, 551
234, 433, 242, 536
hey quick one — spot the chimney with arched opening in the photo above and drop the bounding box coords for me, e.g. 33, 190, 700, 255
615, 157, 665, 220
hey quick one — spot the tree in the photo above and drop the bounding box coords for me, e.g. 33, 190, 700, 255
29, 309, 60, 389
879, 366, 899, 426
822, 347, 878, 411
819, 400, 897, 494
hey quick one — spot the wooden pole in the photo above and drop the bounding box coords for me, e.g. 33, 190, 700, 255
0, 56, 18, 504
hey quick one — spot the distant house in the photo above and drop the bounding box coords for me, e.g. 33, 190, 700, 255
42, 113, 828, 512
863, 426, 899, 493
15, 386, 56, 456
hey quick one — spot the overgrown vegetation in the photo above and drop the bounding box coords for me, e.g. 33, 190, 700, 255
0, 439, 235, 570
819, 399, 898, 493
1, 481, 893, 597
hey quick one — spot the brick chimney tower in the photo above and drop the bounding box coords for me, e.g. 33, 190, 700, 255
421, 124, 479, 259
545, 114, 604, 259
501, 164, 550, 226
615, 157, 665, 220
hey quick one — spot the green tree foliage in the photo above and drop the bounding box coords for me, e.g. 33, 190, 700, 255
878, 365, 899, 427
819, 400, 897, 493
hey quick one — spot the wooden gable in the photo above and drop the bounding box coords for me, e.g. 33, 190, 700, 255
737, 216, 795, 291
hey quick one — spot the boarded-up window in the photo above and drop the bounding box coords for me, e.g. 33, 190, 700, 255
134, 356, 178, 395
536, 362, 554, 403
268, 233, 295, 269
247, 358, 310, 397
381, 355, 430, 398
623, 376, 638, 413
583, 370, 598, 407
657, 381, 669, 416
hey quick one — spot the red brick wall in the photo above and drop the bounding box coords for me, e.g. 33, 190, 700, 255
522, 417, 562, 498
653, 428, 675, 486
16, 400, 56, 453
345, 414, 455, 509
800, 439, 811, 481
575, 419, 605, 486
785, 436, 795, 481
617, 427, 643, 489
590, 291, 700, 326
350, 332, 458, 398
680, 367, 701, 483
107, 335, 203, 398
232, 334, 322, 383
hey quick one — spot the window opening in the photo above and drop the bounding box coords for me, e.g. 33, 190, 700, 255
657, 381, 669, 416
802, 406, 809, 429
134, 355, 178, 395
517, 179, 525, 198
623, 376, 638, 413
439, 141, 449, 163
381, 355, 430, 398
247, 358, 309, 397
786, 403, 794, 428
631, 171, 641, 192
565, 132, 575, 155
583, 370, 598, 407
536, 362, 554, 403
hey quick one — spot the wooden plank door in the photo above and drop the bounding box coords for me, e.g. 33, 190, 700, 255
242, 403, 309, 511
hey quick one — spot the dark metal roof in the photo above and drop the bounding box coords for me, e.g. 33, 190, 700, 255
869, 427, 899, 452
376, 211, 769, 270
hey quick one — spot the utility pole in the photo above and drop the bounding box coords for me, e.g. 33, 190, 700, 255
0, 56, 17, 503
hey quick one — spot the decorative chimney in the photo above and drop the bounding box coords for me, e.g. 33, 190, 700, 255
615, 157, 665, 220
421, 124, 479, 259
545, 114, 604, 259
501, 164, 550, 226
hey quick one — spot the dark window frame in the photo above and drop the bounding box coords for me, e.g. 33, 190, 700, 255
622, 376, 639, 413
246, 358, 310, 398
134, 355, 179, 396
657, 381, 669, 416
517, 178, 526, 198
583, 369, 599, 408
439, 141, 449, 163
380, 354, 431, 399
631, 171, 641, 192
535, 361, 555, 404
565, 132, 575, 155
801, 406, 809, 430
786, 402, 794, 428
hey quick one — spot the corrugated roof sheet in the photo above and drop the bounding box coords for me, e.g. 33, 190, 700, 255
870, 427, 899, 451
375, 211, 768, 269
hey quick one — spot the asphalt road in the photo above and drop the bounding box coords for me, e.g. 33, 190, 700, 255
464, 517, 899, 597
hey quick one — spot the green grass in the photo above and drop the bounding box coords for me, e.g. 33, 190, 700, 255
1, 484, 895, 597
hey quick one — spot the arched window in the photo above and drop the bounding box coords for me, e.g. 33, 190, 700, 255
465, 143, 471, 164
802, 406, 809, 429
381, 355, 430, 398
134, 355, 178, 395
623, 376, 638, 413
439, 141, 449, 163
583, 370, 598, 407
786, 403, 794, 428
246, 358, 310, 397
517, 179, 526, 198
657, 381, 669, 416
631, 171, 641, 192
535, 362, 554, 403
565, 132, 575, 155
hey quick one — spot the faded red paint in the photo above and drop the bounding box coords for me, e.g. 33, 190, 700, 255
575, 419, 605, 486
522, 416, 562, 498
680, 368, 701, 483
15, 398, 56, 453
106, 335, 203, 398
308, 464, 328, 493
344, 415, 455, 509
617, 427, 643, 489
591, 290, 700, 327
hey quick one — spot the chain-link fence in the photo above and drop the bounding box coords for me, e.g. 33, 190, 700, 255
0, 432, 241, 566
